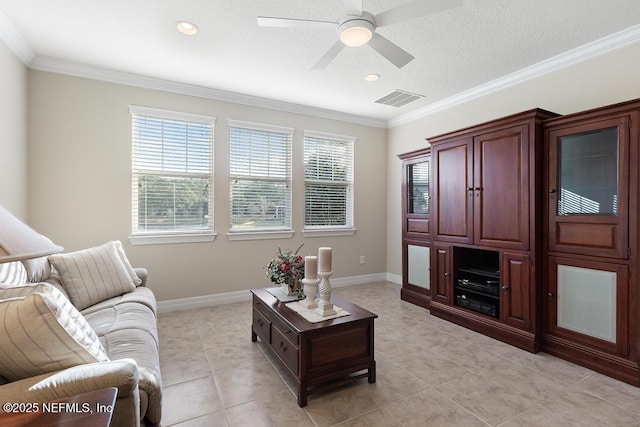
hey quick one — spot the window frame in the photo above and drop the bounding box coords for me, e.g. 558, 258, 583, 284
129, 105, 216, 246
227, 119, 294, 241
302, 130, 356, 237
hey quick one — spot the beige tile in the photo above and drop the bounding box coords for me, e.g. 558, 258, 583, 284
572, 372, 640, 416
479, 358, 567, 403
157, 282, 640, 427
540, 386, 640, 426
161, 376, 224, 426
170, 409, 229, 427
500, 404, 576, 426
384, 388, 487, 426
213, 359, 289, 407
225, 390, 315, 427
333, 407, 402, 427
390, 348, 470, 387
160, 345, 211, 386
508, 351, 594, 386
435, 373, 533, 425
363, 356, 430, 404
303, 383, 380, 427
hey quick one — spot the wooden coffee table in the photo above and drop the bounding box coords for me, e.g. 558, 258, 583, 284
251, 288, 377, 406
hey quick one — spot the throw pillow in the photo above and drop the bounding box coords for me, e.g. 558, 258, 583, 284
0, 261, 27, 286
114, 240, 142, 286
0, 283, 109, 382
49, 241, 136, 310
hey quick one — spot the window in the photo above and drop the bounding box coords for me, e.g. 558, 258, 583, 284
130, 106, 214, 244
304, 130, 355, 234
228, 120, 293, 237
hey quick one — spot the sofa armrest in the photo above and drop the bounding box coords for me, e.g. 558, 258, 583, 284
0, 359, 139, 409
134, 268, 148, 287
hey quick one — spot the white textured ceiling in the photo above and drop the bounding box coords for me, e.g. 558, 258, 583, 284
1, 1, 640, 126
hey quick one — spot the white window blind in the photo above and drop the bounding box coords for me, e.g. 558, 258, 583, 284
229, 120, 293, 231
304, 131, 355, 228
130, 106, 214, 236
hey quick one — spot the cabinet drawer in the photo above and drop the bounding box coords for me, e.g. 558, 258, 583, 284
271, 316, 299, 345
271, 325, 299, 374
252, 308, 271, 343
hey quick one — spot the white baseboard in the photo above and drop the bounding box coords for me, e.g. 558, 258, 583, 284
157, 273, 388, 314
386, 272, 402, 285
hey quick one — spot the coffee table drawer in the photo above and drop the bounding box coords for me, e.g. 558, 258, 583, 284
253, 308, 271, 343
271, 325, 299, 374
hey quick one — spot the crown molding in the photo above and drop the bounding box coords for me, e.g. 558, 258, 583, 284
0, 9, 34, 64
388, 24, 640, 128
28, 56, 388, 129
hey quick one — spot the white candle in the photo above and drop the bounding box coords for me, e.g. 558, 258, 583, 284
305, 256, 318, 279
318, 247, 332, 272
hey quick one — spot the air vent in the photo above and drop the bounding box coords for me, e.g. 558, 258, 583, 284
375, 89, 424, 107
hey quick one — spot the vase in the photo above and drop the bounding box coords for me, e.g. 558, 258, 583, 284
280, 282, 296, 296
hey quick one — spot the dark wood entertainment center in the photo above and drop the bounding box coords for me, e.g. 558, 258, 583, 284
399, 98, 640, 387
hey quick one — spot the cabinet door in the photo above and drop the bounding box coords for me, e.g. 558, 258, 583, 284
546, 256, 628, 356
432, 243, 452, 304
404, 156, 431, 238
432, 138, 473, 244
547, 116, 629, 259
501, 252, 531, 330
474, 125, 530, 250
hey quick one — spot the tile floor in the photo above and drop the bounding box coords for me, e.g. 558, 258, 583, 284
158, 282, 640, 426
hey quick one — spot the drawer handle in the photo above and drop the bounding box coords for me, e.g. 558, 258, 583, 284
279, 342, 288, 352
284, 329, 292, 334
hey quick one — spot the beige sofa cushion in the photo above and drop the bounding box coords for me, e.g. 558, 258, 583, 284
49, 241, 137, 310
0, 283, 109, 382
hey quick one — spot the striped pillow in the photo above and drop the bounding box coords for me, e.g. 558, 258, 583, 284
49, 241, 136, 310
0, 261, 27, 286
0, 283, 109, 382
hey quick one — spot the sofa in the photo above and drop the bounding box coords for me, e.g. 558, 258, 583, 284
0, 240, 162, 427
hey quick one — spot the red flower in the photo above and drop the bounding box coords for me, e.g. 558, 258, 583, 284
279, 262, 291, 273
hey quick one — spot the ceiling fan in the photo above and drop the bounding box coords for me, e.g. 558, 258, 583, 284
257, 0, 463, 70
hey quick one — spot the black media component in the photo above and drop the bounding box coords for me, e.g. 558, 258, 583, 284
453, 247, 500, 318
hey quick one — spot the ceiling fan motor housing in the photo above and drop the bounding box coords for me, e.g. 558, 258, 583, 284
337, 12, 376, 47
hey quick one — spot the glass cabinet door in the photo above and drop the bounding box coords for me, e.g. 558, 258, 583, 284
547, 116, 629, 258
407, 160, 430, 215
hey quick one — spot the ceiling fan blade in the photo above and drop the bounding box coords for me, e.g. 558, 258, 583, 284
375, 0, 463, 27
343, 0, 363, 16
257, 16, 336, 30
311, 41, 345, 70
368, 33, 414, 68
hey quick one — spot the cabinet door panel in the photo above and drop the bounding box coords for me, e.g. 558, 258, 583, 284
432, 244, 451, 304
502, 252, 531, 330
474, 125, 530, 250
433, 138, 473, 243
547, 116, 629, 258
546, 256, 628, 355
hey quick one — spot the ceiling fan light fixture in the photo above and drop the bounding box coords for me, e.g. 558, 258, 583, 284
176, 21, 199, 35
338, 19, 374, 47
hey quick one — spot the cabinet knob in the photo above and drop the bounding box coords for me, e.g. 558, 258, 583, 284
502, 285, 509, 294
279, 342, 288, 351
549, 189, 557, 193
548, 292, 554, 299
257, 319, 264, 327
444, 272, 451, 278
466, 187, 474, 191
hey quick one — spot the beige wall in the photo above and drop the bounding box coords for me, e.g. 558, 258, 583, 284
386, 42, 640, 278
0, 41, 28, 217
27, 71, 388, 302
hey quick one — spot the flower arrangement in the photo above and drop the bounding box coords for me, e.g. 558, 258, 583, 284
266, 244, 305, 295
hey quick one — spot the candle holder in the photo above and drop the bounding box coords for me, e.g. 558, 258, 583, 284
315, 271, 337, 317
300, 277, 319, 309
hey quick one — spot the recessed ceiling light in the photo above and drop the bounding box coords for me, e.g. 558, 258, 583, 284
176, 21, 199, 35
365, 74, 380, 82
